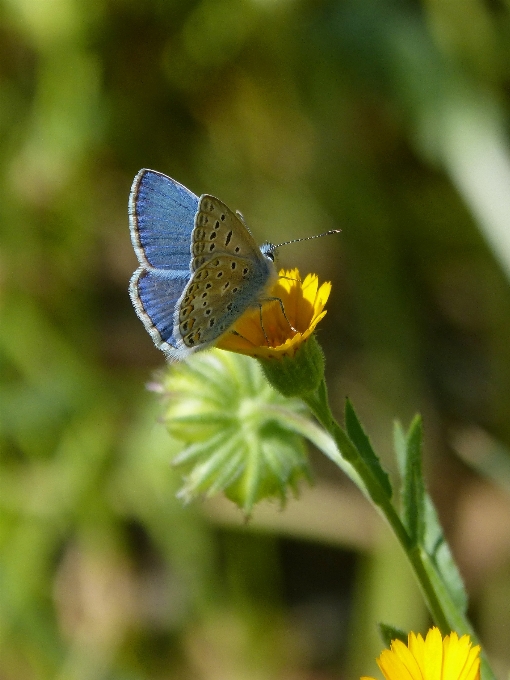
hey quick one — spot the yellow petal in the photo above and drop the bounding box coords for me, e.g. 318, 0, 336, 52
378, 647, 417, 680
443, 634, 480, 680
422, 627, 443, 680
389, 639, 425, 680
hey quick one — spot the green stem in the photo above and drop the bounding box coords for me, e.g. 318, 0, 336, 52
303, 379, 495, 680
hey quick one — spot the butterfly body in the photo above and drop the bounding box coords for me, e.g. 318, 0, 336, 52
129, 169, 277, 360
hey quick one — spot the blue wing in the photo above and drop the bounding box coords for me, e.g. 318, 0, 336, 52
129, 267, 190, 360
129, 169, 199, 270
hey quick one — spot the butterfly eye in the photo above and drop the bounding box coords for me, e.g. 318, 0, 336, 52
266, 251, 275, 262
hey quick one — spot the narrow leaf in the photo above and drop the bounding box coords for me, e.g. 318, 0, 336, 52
379, 623, 408, 647
400, 417, 467, 614
401, 415, 425, 545
423, 495, 468, 613
345, 399, 392, 498
393, 420, 407, 478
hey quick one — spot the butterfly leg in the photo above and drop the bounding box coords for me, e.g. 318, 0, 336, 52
258, 304, 271, 345
278, 274, 301, 283
230, 330, 257, 346
262, 296, 298, 334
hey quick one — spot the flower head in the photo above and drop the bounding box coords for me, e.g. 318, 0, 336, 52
362, 628, 480, 680
216, 269, 331, 360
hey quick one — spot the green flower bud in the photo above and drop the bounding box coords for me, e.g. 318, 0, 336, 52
157, 349, 312, 515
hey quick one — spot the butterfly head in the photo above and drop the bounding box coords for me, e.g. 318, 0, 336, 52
260, 242, 277, 261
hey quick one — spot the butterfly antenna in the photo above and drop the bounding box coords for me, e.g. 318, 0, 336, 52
270, 229, 341, 250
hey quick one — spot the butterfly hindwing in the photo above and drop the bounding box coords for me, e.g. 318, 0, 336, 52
129, 169, 199, 270
130, 267, 191, 360
175, 254, 270, 348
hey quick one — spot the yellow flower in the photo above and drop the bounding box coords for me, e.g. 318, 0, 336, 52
362, 628, 481, 680
216, 268, 331, 360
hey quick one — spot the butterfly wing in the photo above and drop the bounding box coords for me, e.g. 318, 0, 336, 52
173, 196, 276, 349
190, 195, 265, 270
129, 169, 198, 270
130, 267, 192, 361
129, 169, 199, 359
129, 177, 276, 358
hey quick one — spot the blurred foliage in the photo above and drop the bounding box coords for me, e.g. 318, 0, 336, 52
1, 0, 510, 678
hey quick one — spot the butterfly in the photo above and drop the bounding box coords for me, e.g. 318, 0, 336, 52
129, 169, 279, 361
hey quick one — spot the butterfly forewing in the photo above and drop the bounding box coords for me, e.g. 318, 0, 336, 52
191, 195, 265, 270
129, 170, 198, 270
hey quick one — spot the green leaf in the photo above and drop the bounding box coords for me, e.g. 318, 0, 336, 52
423, 496, 468, 613
344, 399, 392, 498
393, 420, 407, 478
399, 416, 468, 615
378, 623, 408, 647
400, 415, 425, 545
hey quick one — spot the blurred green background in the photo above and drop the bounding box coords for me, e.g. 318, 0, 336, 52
2, 0, 510, 678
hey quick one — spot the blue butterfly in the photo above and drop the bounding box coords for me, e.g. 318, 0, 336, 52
129, 169, 278, 361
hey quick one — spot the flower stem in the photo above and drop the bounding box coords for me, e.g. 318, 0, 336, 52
303, 379, 496, 680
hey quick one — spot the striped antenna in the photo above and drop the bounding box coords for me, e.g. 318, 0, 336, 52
270, 229, 341, 250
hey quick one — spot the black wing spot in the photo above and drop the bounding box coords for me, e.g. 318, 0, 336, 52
201, 292, 207, 298
216, 271, 223, 278
205, 282, 212, 289
205, 309, 212, 316
213, 259, 220, 266
179, 305, 193, 321
215, 220, 220, 229
234, 246, 240, 253
232, 287, 238, 293
225, 230, 233, 246
243, 267, 249, 275
231, 261, 236, 269
221, 214, 226, 221
209, 243, 215, 252
224, 281, 230, 290
226, 303, 233, 311
202, 301, 207, 307
209, 231, 217, 240
209, 319, 215, 327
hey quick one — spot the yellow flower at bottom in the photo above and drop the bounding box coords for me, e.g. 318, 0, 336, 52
216, 268, 331, 359
362, 628, 480, 680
